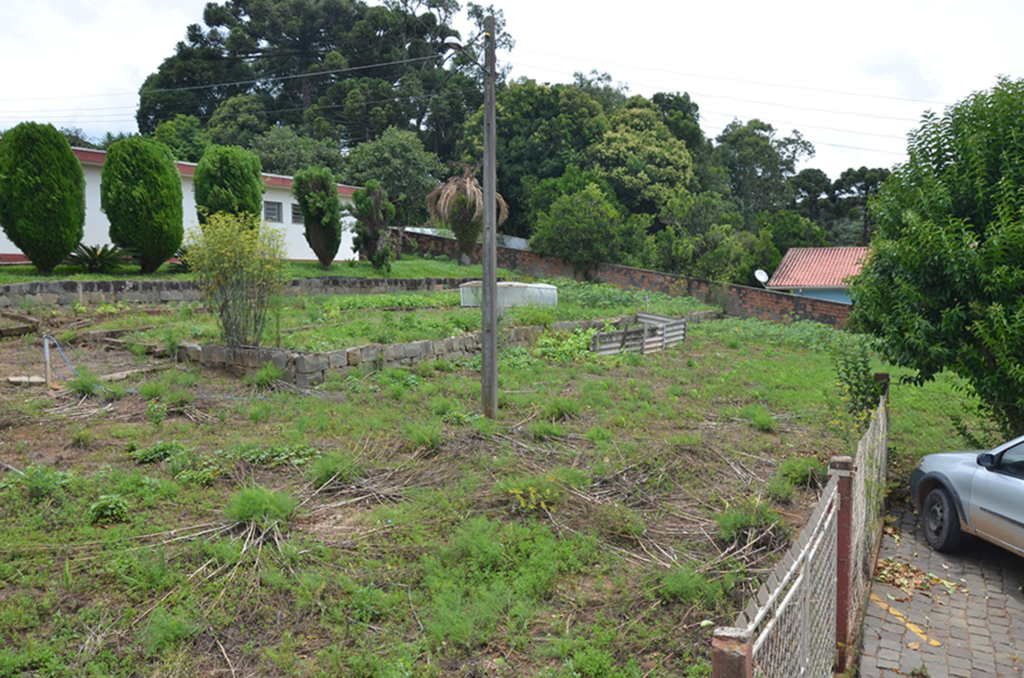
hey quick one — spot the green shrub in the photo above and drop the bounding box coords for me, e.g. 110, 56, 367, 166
292, 166, 343, 270
351, 180, 395, 271
309, 452, 362, 489
131, 440, 188, 464
0, 464, 71, 502
142, 607, 201, 655
101, 136, 183, 273
90, 494, 130, 524
777, 456, 827, 488
716, 499, 786, 543
245, 361, 284, 388
767, 476, 795, 503
68, 368, 101, 397
186, 212, 285, 346
0, 122, 84, 274
660, 564, 735, 611
193, 144, 264, 223
403, 422, 443, 450
224, 486, 297, 529
739, 403, 775, 432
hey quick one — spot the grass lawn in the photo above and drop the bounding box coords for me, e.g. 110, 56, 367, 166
0, 254, 513, 287
0, 286, 973, 677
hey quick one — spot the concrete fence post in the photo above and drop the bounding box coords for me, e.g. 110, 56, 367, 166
829, 455, 854, 671
712, 627, 752, 678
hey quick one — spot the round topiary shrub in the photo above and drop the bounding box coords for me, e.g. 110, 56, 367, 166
193, 144, 264, 224
0, 121, 85, 274
101, 137, 183, 273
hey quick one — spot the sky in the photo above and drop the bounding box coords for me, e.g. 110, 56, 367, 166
2, 0, 1022, 180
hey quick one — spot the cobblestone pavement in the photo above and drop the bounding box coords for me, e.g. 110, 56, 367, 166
859, 505, 1024, 677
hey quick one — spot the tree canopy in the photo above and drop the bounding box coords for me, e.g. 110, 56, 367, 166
849, 77, 1024, 436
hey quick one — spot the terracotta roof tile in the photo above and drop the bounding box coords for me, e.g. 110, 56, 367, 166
767, 247, 868, 289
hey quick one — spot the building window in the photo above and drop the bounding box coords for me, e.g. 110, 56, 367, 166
291, 203, 304, 224
264, 201, 283, 222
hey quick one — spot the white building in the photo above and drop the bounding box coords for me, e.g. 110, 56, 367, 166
0, 146, 360, 264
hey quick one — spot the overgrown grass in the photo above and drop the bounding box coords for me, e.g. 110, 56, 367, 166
0, 310, 970, 677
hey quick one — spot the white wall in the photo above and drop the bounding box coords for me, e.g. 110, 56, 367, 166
0, 161, 358, 264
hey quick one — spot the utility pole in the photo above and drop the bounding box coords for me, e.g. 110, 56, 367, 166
481, 15, 498, 419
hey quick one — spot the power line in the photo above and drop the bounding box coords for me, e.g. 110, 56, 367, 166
513, 48, 952, 106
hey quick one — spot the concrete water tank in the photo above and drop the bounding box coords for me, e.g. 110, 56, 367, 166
459, 281, 557, 308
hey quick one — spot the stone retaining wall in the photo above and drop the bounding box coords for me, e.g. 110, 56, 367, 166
0, 276, 479, 309
179, 312, 716, 387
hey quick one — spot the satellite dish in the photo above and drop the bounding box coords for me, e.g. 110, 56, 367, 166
754, 269, 769, 286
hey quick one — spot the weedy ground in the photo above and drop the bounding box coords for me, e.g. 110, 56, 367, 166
0, 288, 969, 677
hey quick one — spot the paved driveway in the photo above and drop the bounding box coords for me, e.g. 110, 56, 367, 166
859, 505, 1024, 677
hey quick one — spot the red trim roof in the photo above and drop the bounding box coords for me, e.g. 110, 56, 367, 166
767, 247, 868, 289
71, 146, 359, 197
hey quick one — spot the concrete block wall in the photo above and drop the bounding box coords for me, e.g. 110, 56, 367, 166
404, 232, 852, 329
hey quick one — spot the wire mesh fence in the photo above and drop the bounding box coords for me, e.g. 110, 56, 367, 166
714, 400, 889, 677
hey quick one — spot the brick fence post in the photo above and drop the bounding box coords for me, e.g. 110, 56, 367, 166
712, 627, 752, 678
830, 455, 854, 671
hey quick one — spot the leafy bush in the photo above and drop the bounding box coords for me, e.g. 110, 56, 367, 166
0, 122, 85, 274
193, 144, 264, 223
101, 136, 183, 272
530, 184, 623, 276
0, 465, 71, 503
533, 327, 596, 362
89, 494, 129, 524
309, 452, 363, 489
292, 166, 343, 269
224, 486, 297, 529
131, 440, 189, 464
831, 333, 881, 416
68, 368, 101, 397
186, 212, 285, 346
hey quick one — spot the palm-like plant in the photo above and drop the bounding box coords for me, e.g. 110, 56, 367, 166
426, 165, 509, 264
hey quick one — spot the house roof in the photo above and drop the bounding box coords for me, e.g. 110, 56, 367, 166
766, 247, 868, 289
70, 146, 360, 197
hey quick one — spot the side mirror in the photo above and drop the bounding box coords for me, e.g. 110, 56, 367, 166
977, 452, 996, 469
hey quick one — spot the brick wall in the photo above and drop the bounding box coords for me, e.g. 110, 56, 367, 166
404, 232, 851, 329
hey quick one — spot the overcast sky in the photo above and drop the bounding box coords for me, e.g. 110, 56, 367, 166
2, 0, 1022, 180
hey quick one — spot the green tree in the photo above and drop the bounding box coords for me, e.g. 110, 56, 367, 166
250, 126, 343, 175
832, 166, 891, 245
755, 209, 826, 255
292, 166, 343, 269
522, 164, 621, 230
193, 145, 265, 223
207, 94, 270, 148
342, 127, 443, 226
351, 180, 395, 270
154, 115, 211, 163
0, 122, 85, 274
426, 164, 509, 264
529, 184, 623, 276
714, 119, 814, 227
848, 77, 1024, 436
589, 101, 694, 217
460, 79, 608, 237
101, 137, 184, 273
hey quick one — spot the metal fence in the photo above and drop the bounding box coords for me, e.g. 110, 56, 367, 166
713, 399, 888, 677
590, 313, 687, 356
